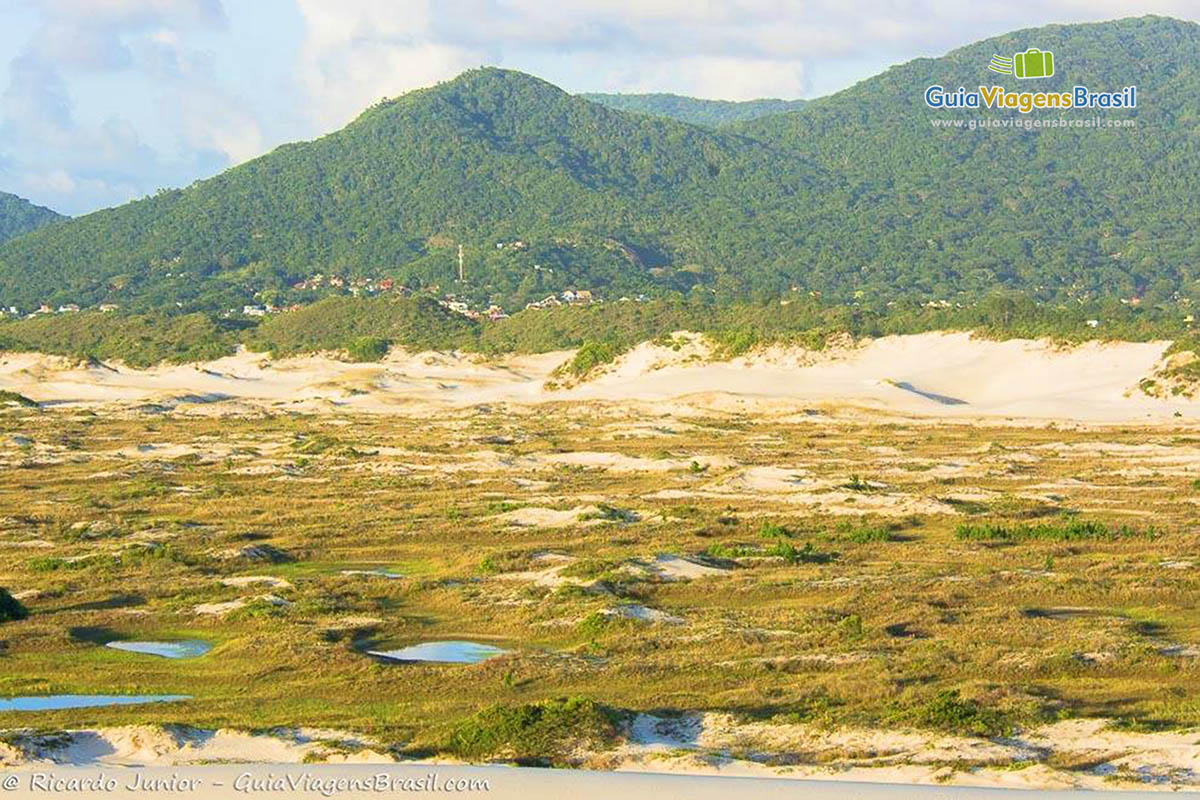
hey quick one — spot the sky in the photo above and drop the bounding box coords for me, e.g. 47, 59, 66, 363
1, 0, 1198, 215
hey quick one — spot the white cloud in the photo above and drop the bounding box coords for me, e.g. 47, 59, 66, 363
6, 0, 1200, 213
293, 0, 485, 127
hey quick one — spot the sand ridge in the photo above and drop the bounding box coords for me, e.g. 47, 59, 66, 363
0, 332, 1192, 423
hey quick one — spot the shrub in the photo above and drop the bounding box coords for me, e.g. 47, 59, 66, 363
0, 390, 37, 407
955, 519, 1149, 542
0, 587, 28, 622
345, 335, 390, 362
560, 339, 619, 378
843, 525, 896, 543
759, 521, 793, 539
903, 690, 1011, 737
446, 697, 621, 764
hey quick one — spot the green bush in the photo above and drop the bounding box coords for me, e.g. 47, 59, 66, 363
903, 690, 1011, 737
0, 587, 28, 622
446, 697, 621, 764
843, 525, 896, 543
345, 335, 390, 362
955, 519, 1149, 542
561, 339, 620, 378
0, 390, 37, 407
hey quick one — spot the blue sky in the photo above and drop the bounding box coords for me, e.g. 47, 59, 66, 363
2, 0, 1197, 215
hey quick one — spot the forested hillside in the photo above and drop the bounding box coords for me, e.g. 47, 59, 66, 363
0, 192, 62, 244
580, 93, 806, 127
0, 16, 1194, 313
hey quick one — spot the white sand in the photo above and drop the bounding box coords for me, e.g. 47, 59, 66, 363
6, 717, 1200, 794
0, 333, 1193, 423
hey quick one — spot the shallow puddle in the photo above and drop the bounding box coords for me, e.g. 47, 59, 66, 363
105, 640, 212, 659
367, 640, 506, 664
0, 695, 191, 712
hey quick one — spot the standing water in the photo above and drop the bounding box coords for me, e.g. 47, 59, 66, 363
105, 640, 212, 659
367, 641, 506, 664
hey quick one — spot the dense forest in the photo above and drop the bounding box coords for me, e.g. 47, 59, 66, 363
0, 192, 62, 245
0, 16, 1194, 317
580, 93, 807, 127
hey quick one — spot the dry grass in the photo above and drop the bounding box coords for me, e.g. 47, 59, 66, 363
2, 403, 1200, 755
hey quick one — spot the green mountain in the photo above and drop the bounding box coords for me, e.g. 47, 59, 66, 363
737, 14, 1198, 304
0, 192, 63, 244
0, 68, 824, 311
580, 93, 807, 127
0, 15, 1195, 312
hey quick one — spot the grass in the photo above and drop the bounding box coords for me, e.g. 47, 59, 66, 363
0, 406, 1198, 763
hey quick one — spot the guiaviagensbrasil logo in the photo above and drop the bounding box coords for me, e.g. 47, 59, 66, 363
924, 47, 1136, 115
988, 48, 1054, 79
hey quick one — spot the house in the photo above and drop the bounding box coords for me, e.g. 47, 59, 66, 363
485, 305, 508, 321
97, 303, 120, 312
574, 290, 593, 303
1086, 319, 1100, 328
57, 304, 80, 313
243, 305, 267, 317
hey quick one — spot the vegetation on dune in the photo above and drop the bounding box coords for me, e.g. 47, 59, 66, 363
445, 697, 622, 764
0, 312, 238, 368
897, 690, 1015, 738
247, 296, 476, 359
1, 287, 1196, 369
0, 587, 28, 622
955, 519, 1152, 542
0, 390, 37, 408
1, 410, 1199, 756
556, 339, 620, 378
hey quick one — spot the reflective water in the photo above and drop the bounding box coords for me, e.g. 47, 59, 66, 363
367, 640, 506, 664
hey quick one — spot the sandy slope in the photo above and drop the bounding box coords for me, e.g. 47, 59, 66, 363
0, 333, 1190, 423
4, 717, 1200, 792
0, 332, 1189, 424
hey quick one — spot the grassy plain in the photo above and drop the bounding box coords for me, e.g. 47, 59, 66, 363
1, 402, 1199, 768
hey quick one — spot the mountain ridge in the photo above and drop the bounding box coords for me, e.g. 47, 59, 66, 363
0, 15, 1197, 311
0, 192, 64, 245
580, 93, 807, 127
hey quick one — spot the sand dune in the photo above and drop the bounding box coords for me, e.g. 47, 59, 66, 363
0, 332, 1191, 423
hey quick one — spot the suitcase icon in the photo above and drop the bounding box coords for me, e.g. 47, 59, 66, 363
1014, 48, 1054, 79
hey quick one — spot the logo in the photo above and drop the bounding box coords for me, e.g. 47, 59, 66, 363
923, 48, 1137, 115
989, 48, 1055, 79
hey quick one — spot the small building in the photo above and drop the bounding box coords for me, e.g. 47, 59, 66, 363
243, 305, 267, 317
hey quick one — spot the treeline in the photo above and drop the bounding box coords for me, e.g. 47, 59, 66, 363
0, 293, 1191, 368
2, 18, 1199, 313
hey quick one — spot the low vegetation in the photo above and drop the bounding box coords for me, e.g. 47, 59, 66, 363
0, 401, 1198, 768
955, 519, 1151, 542
445, 697, 621, 765
0, 587, 28, 622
